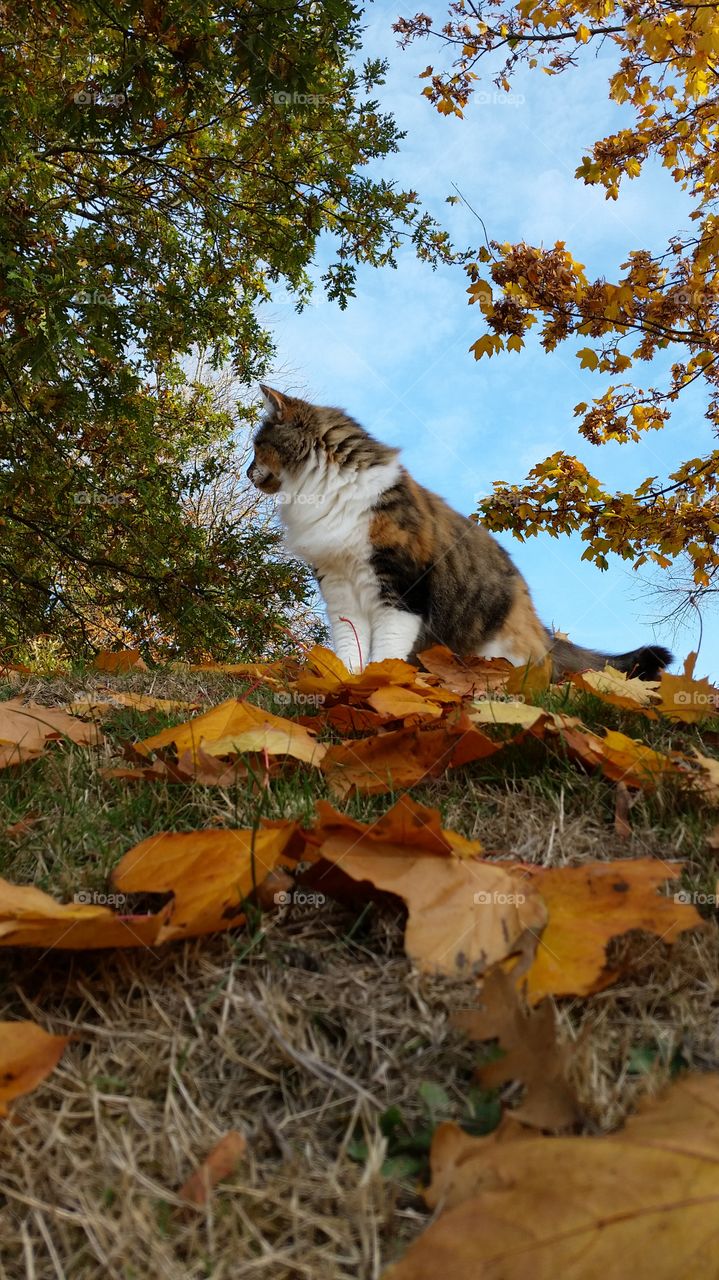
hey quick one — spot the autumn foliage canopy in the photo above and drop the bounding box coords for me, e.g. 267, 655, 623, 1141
397, 0, 719, 590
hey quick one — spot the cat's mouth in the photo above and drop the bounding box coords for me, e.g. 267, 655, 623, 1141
247, 462, 282, 494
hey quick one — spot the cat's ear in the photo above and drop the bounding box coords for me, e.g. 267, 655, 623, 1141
259, 384, 290, 420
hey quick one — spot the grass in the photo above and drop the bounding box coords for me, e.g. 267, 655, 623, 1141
1, 662, 718, 1278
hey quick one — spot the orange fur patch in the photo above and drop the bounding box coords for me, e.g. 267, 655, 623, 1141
485, 580, 549, 664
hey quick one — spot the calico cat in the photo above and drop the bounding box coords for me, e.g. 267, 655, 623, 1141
247, 386, 672, 679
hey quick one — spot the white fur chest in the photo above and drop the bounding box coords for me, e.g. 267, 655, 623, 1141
278, 456, 400, 571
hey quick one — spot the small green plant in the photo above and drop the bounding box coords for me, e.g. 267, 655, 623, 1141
348, 1079, 501, 1181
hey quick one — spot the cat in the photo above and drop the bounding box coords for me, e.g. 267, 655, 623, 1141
247, 386, 672, 679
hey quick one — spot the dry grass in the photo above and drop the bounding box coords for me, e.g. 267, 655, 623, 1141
1, 665, 718, 1279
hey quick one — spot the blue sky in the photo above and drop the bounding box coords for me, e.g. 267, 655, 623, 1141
259, 0, 717, 679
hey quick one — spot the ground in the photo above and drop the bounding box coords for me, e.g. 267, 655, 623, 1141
1, 664, 718, 1279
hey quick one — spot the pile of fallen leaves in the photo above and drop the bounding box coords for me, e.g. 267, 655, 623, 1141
1, 642, 719, 1273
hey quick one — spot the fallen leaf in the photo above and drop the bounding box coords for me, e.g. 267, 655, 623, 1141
101, 747, 258, 787
452, 967, 580, 1130
418, 645, 513, 696
207, 723, 326, 765
367, 685, 443, 721
325, 705, 391, 734
570, 665, 660, 714
384, 1074, 719, 1280
504, 654, 553, 699
0, 878, 167, 950
0, 824, 298, 949
313, 812, 546, 977
178, 1131, 247, 1205
423, 1116, 535, 1212
614, 780, 634, 839
112, 825, 299, 942
92, 649, 148, 673
514, 859, 703, 1002
655, 652, 719, 722
321, 716, 500, 797
67, 691, 200, 717
0, 1021, 70, 1115
470, 699, 547, 728
136, 697, 322, 765
5, 812, 39, 838
0, 698, 103, 767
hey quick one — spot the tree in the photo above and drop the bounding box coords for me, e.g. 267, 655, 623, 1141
396, 0, 719, 603
0, 0, 452, 659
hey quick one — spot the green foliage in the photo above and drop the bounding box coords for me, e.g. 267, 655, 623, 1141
0, 0, 451, 658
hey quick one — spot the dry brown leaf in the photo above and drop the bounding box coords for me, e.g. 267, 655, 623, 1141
687, 748, 719, 804
384, 1073, 719, 1280
321, 715, 501, 797
469, 699, 547, 728
417, 645, 513, 696
0, 1021, 70, 1115
367, 685, 443, 721
67, 691, 200, 718
177, 1131, 248, 1206
207, 723, 326, 765
423, 1116, 536, 1212
570, 665, 660, 714
0, 698, 104, 768
513, 858, 703, 1003
324, 705, 391, 734
5, 812, 39, 839
112, 825, 299, 942
504, 653, 553, 699
655, 651, 719, 722
555, 723, 681, 790
452, 967, 580, 1130
0, 878, 167, 950
614, 780, 634, 839
92, 649, 148, 673
136, 697, 322, 765
0, 824, 298, 949
314, 815, 546, 977
101, 747, 258, 787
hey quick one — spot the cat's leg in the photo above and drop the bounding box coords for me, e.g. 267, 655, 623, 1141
369, 606, 422, 663
320, 572, 371, 674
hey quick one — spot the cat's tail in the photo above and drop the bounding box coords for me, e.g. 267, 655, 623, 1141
547, 637, 673, 682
